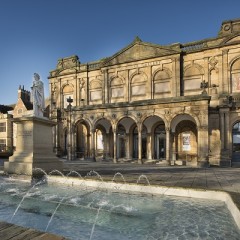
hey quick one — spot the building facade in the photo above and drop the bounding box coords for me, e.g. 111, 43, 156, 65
48, 19, 240, 167
0, 113, 13, 157
0, 86, 33, 157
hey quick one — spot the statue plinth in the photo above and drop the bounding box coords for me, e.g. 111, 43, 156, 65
4, 117, 63, 175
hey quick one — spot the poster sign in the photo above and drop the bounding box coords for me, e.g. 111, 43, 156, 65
182, 133, 191, 151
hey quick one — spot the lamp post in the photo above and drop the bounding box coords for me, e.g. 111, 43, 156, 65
67, 96, 73, 161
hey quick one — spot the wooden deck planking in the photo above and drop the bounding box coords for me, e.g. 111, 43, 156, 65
0, 221, 68, 240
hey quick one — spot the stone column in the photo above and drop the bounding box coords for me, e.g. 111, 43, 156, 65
67, 114, 72, 161
104, 132, 110, 159
125, 133, 130, 159
52, 122, 57, 152
138, 124, 143, 164
71, 126, 76, 159
146, 133, 152, 160
219, 108, 231, 166
166, 128, 170, 162
197, 126, 209, 167
171, 131, 176, 162
113, 129, 117, 163
90, 129, 96, 161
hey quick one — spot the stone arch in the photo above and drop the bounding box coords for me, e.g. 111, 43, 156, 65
184, 63, 204, 75
142, 115, 167, 160
170, 114, 198, 163
110, 75, 125, 86
171, 114, 199, 132
116, 116, 137, 133
142, 114, 168, 132
75, 119, 91, 159
89, 79, 102, 89
93, 118, 113, 160
152, 67, 172, 79
94, 117, 113, 133
62, 83, 74, 93
130, 71, 148, 83
115, 115, 138, 127
74, 117, 91, 129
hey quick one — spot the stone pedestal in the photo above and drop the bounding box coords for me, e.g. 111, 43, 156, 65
4, 117, 63, 175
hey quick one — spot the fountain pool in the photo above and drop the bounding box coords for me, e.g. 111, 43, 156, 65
0, 176, 239, 240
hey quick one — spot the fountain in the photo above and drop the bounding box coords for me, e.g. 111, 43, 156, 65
0, 169, 239, 240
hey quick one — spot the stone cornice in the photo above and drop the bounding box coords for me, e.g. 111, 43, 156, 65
72, 95, 211, 112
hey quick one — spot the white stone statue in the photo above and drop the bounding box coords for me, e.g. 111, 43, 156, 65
31, 73, 45, 117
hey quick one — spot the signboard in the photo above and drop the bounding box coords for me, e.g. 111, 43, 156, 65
182, 133, 191, 151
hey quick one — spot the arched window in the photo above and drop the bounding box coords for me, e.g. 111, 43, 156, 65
130, 72, 147, 101
231, 58, 240, 93
62, 85, 74, 108
153, 69, 171, 98
110, 77, 124, 103
184, 65, 204, 95
89, 80, 102, 103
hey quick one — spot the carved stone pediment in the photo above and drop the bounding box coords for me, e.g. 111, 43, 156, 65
103, 37, 180, 66
57, 55, 80, 70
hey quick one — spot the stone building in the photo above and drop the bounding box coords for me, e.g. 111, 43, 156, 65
0, 112, 13, 157
0, 86, 33, 157
48, 18, 240, 167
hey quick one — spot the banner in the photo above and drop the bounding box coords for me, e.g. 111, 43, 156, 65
182, 133, 191, 151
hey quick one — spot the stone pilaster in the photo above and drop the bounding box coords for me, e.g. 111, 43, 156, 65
222, 49, 229, 94
197, 126, 209, 167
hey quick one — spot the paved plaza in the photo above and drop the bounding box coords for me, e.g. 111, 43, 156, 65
62, 161, 240, 193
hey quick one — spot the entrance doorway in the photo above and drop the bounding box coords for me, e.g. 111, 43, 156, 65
155, 133, 166, 159
232, 122, 240, 163
154, 124, 166, 159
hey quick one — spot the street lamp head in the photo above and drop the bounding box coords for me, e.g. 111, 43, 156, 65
67, 96, 73, 104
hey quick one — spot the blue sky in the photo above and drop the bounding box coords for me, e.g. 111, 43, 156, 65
0, 0, 240, 105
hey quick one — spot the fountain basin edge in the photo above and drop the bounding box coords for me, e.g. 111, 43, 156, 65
46, 175, 240, 230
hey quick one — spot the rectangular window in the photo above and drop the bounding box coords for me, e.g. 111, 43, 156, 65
0, 123, 6, 132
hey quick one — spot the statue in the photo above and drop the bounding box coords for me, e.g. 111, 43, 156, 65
31, 73, 45, 117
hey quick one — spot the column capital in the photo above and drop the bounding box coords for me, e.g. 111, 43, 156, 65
222, 49, 229, 55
